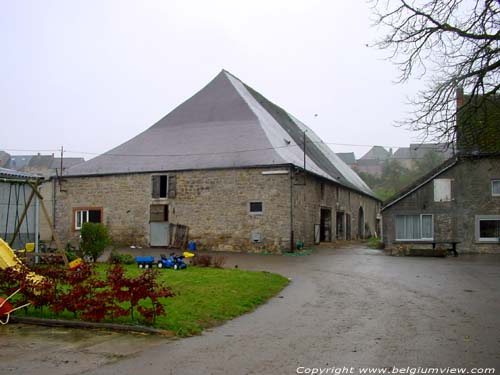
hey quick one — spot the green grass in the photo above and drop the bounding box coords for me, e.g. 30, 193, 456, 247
16, 265, 289, 336
366, 237, 385, 249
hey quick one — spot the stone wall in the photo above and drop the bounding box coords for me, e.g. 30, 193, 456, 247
383, 156, 500, 253
53, 166, 381, 253
54, 168, 291, 252
292, 172, 380, 246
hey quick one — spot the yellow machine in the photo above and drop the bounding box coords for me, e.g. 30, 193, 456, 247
0, 238, 44, 285
0, 238, 46, 324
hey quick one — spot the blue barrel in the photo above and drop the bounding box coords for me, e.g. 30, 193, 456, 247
188, 241, 196, 251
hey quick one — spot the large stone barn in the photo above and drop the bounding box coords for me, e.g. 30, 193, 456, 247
54, 71, 381, 252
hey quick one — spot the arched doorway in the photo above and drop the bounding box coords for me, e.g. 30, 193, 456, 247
358, 207, 365, 239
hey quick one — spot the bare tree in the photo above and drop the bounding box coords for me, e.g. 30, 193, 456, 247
371, 0, 500, 147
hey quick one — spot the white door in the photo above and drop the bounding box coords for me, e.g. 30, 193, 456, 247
150, 222, 170, 246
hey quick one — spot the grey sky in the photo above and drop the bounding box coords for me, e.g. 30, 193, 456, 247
1, 0, 424, 160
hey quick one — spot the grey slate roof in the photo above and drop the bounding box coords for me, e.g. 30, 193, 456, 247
8, 155, 33, 170
51, 157, 85, 169
391, 147, 412, 159
27, 155, 54, 168
67, 70, 376, 198
409, 143, 453, 159
360, 146, 390, 161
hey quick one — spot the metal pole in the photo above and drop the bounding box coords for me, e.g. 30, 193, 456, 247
35, 189, 39, 263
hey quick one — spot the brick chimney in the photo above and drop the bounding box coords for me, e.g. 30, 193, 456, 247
456, 87, 465, 109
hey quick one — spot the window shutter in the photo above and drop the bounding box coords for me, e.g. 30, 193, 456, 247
168, 175, 176, 198
152, 175, 161, 198
434, 179, 452, 202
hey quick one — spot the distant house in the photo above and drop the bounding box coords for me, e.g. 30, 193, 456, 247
0, 151, 10, 168
390, 144, 453, 170
22, 154, 85, 178
52, 70, 381, 252
382, 91, 500, 254
8, 155, 33, 170
356, 146, 391, 176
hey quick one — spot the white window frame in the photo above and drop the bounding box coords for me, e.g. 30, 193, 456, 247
476, 215, 500, 242
395, 214, 434, 241
249, 201, 263, 215
75, 210, 88, 230
492, 180, 500, 197
74, 208, 102, 230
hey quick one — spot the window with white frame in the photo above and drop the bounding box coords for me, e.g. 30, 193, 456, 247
74, 208, 102, 230
395, 214, 433, 240
476, 215, 500, 242
492, 180, 500, 196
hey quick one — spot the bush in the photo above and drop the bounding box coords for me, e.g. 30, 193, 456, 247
367, 237, 385, 250
212, 255, 226, 268
109, 251, 135, 265
80, 223, 111, 263
191, 254, 212, 267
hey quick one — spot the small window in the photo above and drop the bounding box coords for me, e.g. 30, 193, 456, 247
492, 180, 500, 196
249, 201, 263, 214
152, 175, 176, 199
395, 214, 433, 240
476, 216, 500, 242
320, 183, 325, 200
434, 179, 452, 202
74, 208, 102, 230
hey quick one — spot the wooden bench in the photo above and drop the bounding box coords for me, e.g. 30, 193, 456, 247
395, 241, 460, 257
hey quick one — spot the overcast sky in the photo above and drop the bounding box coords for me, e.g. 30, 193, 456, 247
1, 0, 425, 160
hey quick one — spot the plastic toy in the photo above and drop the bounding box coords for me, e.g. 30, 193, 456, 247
157, 253, 187, 270
135, 256, 155, 268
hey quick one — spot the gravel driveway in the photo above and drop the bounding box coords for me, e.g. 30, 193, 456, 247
1, 244, 499, 374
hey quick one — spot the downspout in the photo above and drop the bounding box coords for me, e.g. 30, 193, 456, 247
52, 177, 57, 236
289, 166, 294, 253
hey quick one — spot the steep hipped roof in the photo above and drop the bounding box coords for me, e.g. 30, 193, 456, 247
360, 146, 390, 161
67, 70, 376, 198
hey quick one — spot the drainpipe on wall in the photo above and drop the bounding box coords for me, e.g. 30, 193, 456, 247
52, 177, 57, 238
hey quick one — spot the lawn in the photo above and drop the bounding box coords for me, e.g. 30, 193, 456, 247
9, 264, 289, 336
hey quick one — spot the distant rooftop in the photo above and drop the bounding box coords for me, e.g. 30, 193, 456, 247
360, 146, 391, 161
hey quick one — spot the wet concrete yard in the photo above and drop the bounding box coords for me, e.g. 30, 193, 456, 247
1, 244, 500, 374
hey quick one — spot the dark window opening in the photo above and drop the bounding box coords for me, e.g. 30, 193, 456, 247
74, 208, 103, 230
479, 220, 500, 238
249, 202, 263, 214
88, 210, 101, 223
160, 176, 168, 198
